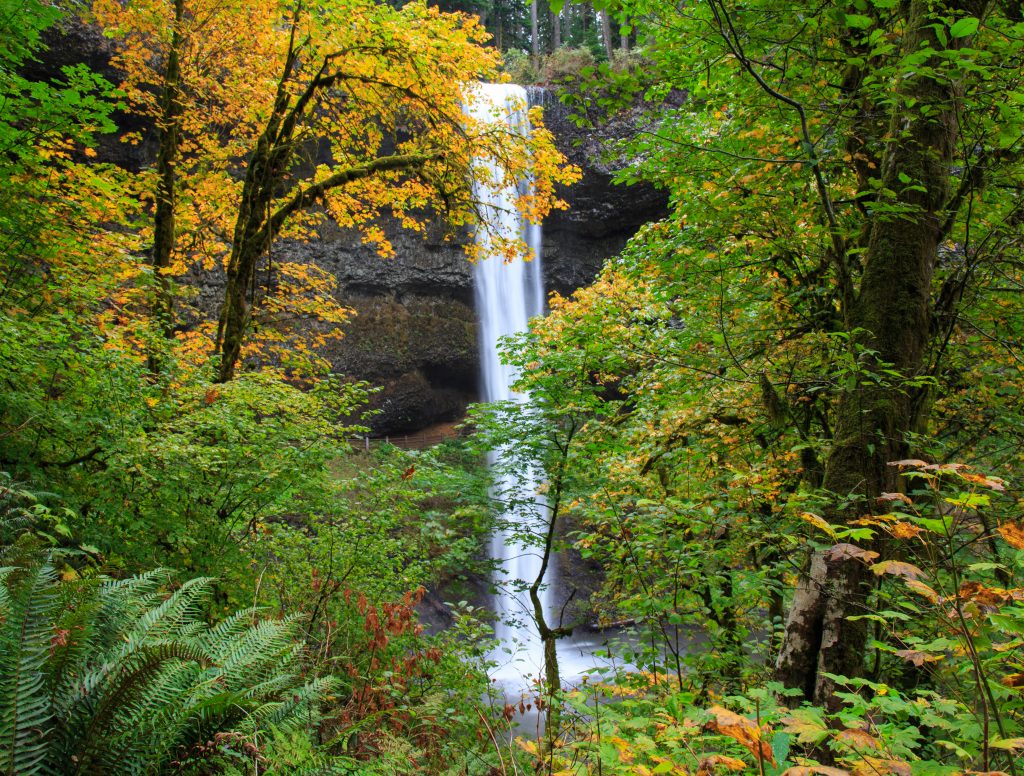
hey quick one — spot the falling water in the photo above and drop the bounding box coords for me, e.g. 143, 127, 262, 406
467, 83, 551, 684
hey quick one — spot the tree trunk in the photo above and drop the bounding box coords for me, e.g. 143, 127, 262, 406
215, 131, 283, 383
775, 0, 986, 710
214, 146, 434, 382
550, 7, 561, 51
600, 11, 614, 61
494, 0, 503, 50
531, 0, 539, 62
151, 0, 185, 341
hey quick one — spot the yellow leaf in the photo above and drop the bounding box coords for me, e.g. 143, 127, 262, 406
781, 710, 828, 744
836, 728, 883, 750
888, 522, 923, 540
799, 512, 836, 539
697, 755, 749, 776
850, 759, 910, 776
990, 738, 1024, 750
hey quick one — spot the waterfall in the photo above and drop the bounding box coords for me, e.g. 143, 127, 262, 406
467, 83, 550, 683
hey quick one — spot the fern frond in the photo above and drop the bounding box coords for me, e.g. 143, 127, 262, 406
195, 606, 262, 650
0, 559, 59, 776
115, 577, 213, 655
251, 676, 337, 731
65, 642, 208, 773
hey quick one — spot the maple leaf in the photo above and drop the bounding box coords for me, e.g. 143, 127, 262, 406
988, 738, 1024, 751
876, 492, 913, 505
960, 472, 1006, 491
798, 511, 836, 538
781, 709, 828, 744
888, 522, 923, 540
826, 543, 880, 563
835, 728, 883, 751
998, 522, 1024, 550
697, 754, 749, 775
904, 579, 940, 603
958, 581, 1012, 608
870, 560, 926, 580
850, 759, 911, 776
705, 706, 776, 766
1000, 673, 1024, 690
894, 649, 943, 667
888, 459, 929, 469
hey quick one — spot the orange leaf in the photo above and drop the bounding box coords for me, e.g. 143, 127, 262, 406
958, 581, 1013, 608
998, 522, 1024, 550
960, 472, 1006, 491
1000, 673, 1024, 690
706, 706, 775, 766
871, 560, 926, 580
904, 579, 940, 603
888, 522, 923, 540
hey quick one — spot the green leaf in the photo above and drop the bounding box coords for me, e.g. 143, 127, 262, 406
949, 17, 979, 38
990, 738, 1024, 751
845, 14, 873, 29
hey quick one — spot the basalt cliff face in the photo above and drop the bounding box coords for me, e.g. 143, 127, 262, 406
40, 18, 668, 434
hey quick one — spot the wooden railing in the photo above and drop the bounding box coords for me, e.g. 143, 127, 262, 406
350, 425, 462, 452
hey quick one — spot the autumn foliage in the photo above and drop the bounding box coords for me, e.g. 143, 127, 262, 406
93, 0, 575, 379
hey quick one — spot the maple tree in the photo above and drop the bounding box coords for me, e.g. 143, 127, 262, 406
95, 0, 575, 381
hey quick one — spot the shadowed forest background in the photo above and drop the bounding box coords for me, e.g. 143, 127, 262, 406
1, 0, 1023, 773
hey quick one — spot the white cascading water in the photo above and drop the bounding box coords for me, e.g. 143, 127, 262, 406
467, 83, 551, 684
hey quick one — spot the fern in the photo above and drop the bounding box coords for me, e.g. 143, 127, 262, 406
0, 554, 330, 775
0, 559, 58, 775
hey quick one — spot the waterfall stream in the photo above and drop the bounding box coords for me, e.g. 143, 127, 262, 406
468, 85, 626, 716
466, 83, 551, 684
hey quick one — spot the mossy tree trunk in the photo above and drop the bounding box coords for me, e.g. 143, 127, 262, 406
775, 0, 990, 710
151, 0, 184, 341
